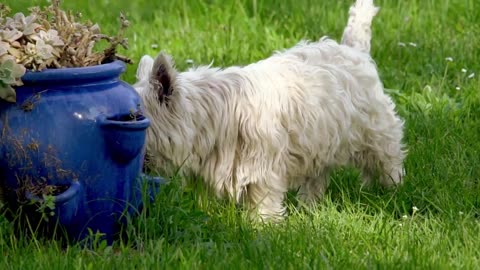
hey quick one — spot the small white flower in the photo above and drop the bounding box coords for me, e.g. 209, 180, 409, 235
412, 206, 419, 212
461, 68, 467, 73
408, 42, 417, 47
468, 73, 475, 79
402, 215, 408, 219
455, 86, 461, 91
398, 42, 406, 47
186, 59, 194, 64
151, 44, 158, 49
459, 211, 464, 215
445, 57, 454, 62
399, 223, 403, 227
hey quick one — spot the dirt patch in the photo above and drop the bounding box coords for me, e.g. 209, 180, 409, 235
20, 91, 47, 112
26, 140, 40, 152
23, 175, 70, 197
2, 126, 77, 200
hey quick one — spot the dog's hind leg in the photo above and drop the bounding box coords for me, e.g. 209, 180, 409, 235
357, 123, 405, 188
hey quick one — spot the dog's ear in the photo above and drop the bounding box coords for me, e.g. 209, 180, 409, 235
136, 55, 155, 82
151, 51, 178, 102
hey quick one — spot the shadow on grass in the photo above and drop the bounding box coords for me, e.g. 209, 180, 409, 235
311, 107, 480, 221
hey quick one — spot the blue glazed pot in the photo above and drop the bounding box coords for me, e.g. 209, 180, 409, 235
0, 60, 162, 243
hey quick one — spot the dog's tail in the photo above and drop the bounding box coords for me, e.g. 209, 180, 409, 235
341, 0, 379, 54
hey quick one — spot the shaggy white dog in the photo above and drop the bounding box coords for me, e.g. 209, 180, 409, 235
134, 0, 406, 220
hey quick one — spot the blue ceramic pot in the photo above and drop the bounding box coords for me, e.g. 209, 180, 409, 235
0, 60, 162, 243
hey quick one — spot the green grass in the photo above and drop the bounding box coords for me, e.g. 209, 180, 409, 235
1, 0, 480, 269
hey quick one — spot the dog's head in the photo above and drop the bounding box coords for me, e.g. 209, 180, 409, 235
133, 52, 221, 176
133, 52, 184, 174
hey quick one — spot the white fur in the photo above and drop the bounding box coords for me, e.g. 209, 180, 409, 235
134, 0, 405, 221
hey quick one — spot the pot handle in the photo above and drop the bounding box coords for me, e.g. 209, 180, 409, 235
98, 113, 150, 131
98, 113, 151, 164
141, 173, 166, 197
25, 181, 82, 204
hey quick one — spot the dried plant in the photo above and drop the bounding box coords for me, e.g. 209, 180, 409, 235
0, 1, 132, 103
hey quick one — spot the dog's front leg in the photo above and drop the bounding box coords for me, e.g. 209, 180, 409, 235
236, 164, 288, 222
246, 182, 287, 222
297, 172, 330, 207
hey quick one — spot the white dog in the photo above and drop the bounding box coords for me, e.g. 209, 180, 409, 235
134, 0, 406, 220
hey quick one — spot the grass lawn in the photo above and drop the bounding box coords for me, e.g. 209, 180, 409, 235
1, 0, 480, 269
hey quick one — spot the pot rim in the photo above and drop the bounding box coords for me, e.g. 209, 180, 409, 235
20, 60, 126, 84
99, 114, 151, 130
